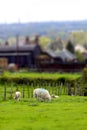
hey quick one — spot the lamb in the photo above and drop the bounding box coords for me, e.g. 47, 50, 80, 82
14, 91, 21, 101
33, 88, 51, 101
51, 94, 59, 98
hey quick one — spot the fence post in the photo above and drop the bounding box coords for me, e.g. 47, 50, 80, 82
22, 84, 25, 98
27, 83, 30, 98
10, 82, 13, 99
56, 83, 59, 95
3, 83, 6, 100
58, 82, 62, 95
51, 82, 54, 94
31, 82, 34, 98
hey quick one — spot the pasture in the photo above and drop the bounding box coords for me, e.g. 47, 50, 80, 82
0, 71, 86, 130
0, 96, 87, 130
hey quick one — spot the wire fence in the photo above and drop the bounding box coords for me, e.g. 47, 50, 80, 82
0, 81, 84, 101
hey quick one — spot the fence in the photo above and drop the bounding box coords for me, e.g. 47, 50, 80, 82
0, 81, 83, 101
36, 62, 86, 72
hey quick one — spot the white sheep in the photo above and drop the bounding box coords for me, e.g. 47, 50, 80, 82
33, 88, 51, 101
51, 94, 59, 98
14, 91, 21, 101
8, 63, 17, 72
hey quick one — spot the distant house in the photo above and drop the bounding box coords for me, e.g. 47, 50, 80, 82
0, 36, 84, 72
42, 49, 77, 63
75, 44, 87, 62
36, 48, 85, 72
55, 49, 77, 62
75, 45, 86, 53
0, 36, 42, 68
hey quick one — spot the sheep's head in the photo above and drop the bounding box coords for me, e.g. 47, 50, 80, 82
51, 94, 59, 98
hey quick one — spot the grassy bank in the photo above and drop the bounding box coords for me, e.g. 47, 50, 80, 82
3, 71, 81, 80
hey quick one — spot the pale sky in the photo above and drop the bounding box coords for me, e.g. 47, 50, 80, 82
0, 0, 87, 23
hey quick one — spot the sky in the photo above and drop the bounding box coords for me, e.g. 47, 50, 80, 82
0, 0, 87, 23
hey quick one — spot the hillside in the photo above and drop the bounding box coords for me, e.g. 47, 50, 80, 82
0, 20, 87, 47
0, 20, 87, 39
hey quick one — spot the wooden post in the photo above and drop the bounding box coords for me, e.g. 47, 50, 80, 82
22, 84, 25, 98
3, 83, 6, 100
27, 83, 30, 98
56, 83, 59, 95
10, 82, 13, 99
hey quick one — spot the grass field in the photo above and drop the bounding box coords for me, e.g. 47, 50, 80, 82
0, 96, 87, 130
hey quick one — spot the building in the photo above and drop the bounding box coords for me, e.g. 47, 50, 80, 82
0, 36, 86, 72
0, 36, 42, 68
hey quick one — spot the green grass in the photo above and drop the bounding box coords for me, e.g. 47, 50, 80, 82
3, 71, 81, 80
0, 96, 87, 130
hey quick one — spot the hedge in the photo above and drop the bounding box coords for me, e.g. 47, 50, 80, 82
0, 75, 80, 86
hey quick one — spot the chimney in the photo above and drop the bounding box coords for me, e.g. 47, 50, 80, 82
34, 35, 39, 44
5, 41, 9, 45
25, 36, 30, 44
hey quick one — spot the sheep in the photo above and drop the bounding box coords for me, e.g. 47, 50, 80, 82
51, 94, 59, 98
33, 88, 51, 102
14, 91, 21, 101
8, 63, 17, 72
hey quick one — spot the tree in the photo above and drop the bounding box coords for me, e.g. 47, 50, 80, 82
48, 37, 63, 51
66, 40, 75, 54
40, 36, 51, 49
75, 51, 85, 62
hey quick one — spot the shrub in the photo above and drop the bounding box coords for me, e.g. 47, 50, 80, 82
79, 67, 87, 96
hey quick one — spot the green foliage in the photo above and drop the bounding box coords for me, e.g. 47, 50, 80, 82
0, 72, 82, 100
81, 67, 87, 83
66, 40, 75, 54
39, 36, 51, 49
1, 22, 87, 47
70, 31, 87, 45
48, 37, 64, 51
75, 51, 85, 62
0, 72, 80, 85
78, 67, 87, 95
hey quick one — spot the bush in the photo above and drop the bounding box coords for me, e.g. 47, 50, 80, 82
79, 67, 87, 96
0, 75, 77, 86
